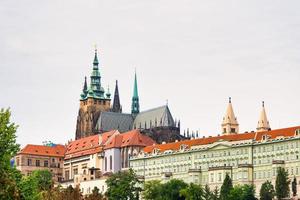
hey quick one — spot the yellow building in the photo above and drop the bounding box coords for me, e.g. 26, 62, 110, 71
130, 100, 300, 196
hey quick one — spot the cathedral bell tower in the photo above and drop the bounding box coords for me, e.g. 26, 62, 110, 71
221, 97, 239, 135
75, 49, 111, 139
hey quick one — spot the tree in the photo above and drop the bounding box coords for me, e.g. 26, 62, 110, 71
85, 187, 104, 200
260, 180, 275, 200
0, 108, 21, 200
292, 176, 297, 197
203, 184, 212, 200
228, 185, 255, 200
228, 185, 243, 200
220, 173, 233, 200
211, 187, 220, 200
180, 183, 204, 200
143, 180, 163, 200
62, 185, 83, 200
241, 184, 256, 200
106, 169, 141, 200
19, 170, 53, 200
161, 179, 187, 200
275, 167, 290, 200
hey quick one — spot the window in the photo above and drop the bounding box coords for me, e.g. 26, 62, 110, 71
109, 156, 112, 170
27, 159, 32, 166
295, 129, 300, 136
44, 160, 48, 167
65, 170, 69, 180
73, 168, 78, 175
231, 128, 236, 133
210, 173, 214, 183
105, 157, 107, 171
223, 128, 226, 133
16, 158, 20, 166
52, 158, 55, 162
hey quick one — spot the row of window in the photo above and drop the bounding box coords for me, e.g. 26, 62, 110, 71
25, 158, 60, 168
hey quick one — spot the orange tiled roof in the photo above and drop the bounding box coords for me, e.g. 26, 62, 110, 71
104, 129, 156, 149
18, 144, 66, 157
144, 126, 300, 153
65, 130, 117, 159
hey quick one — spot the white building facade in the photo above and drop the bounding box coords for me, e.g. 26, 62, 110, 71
130, 100, 300, 197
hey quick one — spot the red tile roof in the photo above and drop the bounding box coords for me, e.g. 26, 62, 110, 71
65, 130, 118, 159
18, 144, 66, 157
144, 126, 300, 153
104, 129, 156, 149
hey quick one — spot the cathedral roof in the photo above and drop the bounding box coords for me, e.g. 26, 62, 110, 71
95, 112, 133, 133
143, 125, 300, 153
18, 144, 66, 157
133, 105, 175, 129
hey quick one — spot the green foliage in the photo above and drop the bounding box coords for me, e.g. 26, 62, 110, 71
275, 167, 290, 200
85, 187, 104, 200
143, 180, 163, 200
61, 185, 83, 200
228, 185, 256, 200
292, 176, 297, 197
211, 187, 220, 200
20, 170, 53, 200
220, 173, 233, 200
203, 184, 212, 200
180, 183, 203, 200
162, 179, 188, 200
105, 168, 141, 200
0, 108, 21, 200
260, 180, 275, 200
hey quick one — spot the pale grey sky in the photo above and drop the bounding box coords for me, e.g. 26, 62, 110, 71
1, 0, 300, 147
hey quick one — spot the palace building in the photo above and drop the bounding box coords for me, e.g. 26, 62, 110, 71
75, 50, 183, 143
130, 99, 300, 196
15, 143, 66, 182
61, 129, 155, 195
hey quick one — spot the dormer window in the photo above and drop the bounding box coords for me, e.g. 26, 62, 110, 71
180, 144, 188, 151
262, 135, 268, 141
152, 148, 159, 154
295, 129, 300, 136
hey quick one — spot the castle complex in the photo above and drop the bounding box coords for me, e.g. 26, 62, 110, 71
15, 50, 299, 198
75, 50, 183, 143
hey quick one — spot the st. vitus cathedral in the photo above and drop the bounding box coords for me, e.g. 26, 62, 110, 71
75, 50, 184, 143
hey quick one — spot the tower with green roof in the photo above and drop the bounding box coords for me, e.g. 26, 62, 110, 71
131, 71, 140, 116
76, 49, 111, 139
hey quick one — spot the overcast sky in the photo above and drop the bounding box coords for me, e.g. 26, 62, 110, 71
1, 0, 300, 147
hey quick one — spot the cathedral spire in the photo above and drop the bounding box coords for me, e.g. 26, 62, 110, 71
83, 76, 87, 92
257, 101, 271, 132
221, 97, 239, 135
93, 48, 99, 66
131, 70, 140, 116
112, 80, 122, 113
80, 76, 88, 99
90, 48, 104, 98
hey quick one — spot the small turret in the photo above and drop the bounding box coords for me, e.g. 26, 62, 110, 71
221, 97, 239, 135
257, 101, 271, 132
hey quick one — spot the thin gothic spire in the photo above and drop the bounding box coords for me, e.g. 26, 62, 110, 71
112, 80, 122, 113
